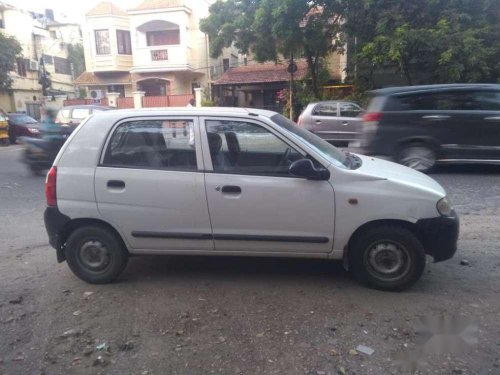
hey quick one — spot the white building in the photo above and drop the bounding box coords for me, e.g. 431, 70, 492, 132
0, 2, 82, 113
76, 0, 238, 105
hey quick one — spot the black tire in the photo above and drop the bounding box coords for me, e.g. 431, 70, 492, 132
396, 143, 436, 173
65, 225, 128, 284
349, 225, 426, 291
29, 165, 43, 176
9, 135, 16, 145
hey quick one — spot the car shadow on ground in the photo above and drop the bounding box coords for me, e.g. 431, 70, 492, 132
120, 255, 354, 285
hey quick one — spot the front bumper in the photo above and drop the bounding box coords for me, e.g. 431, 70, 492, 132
44, 206, 70, 262
416, 211, 459, 262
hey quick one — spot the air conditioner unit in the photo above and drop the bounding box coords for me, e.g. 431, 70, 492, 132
29, 60, 39, 71
89, 89, 103, 100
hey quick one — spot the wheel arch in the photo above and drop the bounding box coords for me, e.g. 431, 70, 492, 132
343, 219, 427, 269
57, 218, 129, 262
394, 136, 441, 155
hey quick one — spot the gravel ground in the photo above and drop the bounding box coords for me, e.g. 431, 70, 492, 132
1, 145, 499, 375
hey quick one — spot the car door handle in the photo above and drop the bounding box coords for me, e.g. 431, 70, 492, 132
484, 116, 500, 121
315, 120, 322, 124
217, 185, 241, 194
107, 180, 125, 189
341, 121, 349, 126
422, 115, 450, 120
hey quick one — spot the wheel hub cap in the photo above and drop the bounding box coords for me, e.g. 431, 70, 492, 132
368, 242, 406, 275
79, 240, 110, 271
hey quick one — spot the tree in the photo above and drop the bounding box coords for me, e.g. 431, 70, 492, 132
67, 43, 86, 78
0, 32, 22, 91
200, 0, 344, 97
342, 0, 500, 87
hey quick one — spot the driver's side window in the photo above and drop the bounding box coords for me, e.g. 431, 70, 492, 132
205, 120, 301, 176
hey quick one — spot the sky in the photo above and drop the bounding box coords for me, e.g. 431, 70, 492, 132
8, 0, 141, 24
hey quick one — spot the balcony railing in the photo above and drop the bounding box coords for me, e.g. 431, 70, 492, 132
151, 50, 169, 61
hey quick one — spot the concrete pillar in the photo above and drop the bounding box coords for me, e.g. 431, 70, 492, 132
194, 87, 203, 107
133, 91, 145, 109
107, 92, 120, 108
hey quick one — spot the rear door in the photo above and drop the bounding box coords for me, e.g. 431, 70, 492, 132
310, 102, 340, 140
338, 102, 364, 143
95, 117, 214, 252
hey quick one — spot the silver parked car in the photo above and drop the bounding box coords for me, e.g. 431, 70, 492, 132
298, 101, 364, 145
44, 107, 458, 291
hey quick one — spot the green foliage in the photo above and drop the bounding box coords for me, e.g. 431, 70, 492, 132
67, 43, 86, 78
201, 0, 344, 96
0, 32, 22, 91
78, 87, 87, 99
343, 0, 500, 87
201, 99, 216, 107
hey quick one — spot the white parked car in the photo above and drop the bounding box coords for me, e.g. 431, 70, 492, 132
44, 108, 459, 291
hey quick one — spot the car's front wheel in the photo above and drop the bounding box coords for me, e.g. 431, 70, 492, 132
65, 225, 128, 284
349, 225, 426, 291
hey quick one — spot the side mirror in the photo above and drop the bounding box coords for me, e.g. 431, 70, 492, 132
289, 159, 330, 181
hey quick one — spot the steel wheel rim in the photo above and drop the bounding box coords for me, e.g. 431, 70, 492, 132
364, 240, 411, 281
78, 240, 110, 272
399, 147, 435, 171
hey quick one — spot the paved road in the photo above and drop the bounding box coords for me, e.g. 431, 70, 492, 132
1, 145, 499, 375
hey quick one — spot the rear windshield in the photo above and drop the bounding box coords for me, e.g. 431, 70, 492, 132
271, 114, 347, 168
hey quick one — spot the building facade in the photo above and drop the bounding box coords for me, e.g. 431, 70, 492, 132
0, 2, 81, 113
76, 0, 236, 104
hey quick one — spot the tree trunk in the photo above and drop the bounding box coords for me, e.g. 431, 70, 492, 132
306, 54, 320, 98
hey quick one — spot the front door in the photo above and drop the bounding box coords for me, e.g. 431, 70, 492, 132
201, 117, 335, 254
95, 117, 214, 252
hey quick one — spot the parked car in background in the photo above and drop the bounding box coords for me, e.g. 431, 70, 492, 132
56, 105, 112, 130
44, 107, 458, 291
0, 112, 9, 146
298, 101, 364, 146
7, 113, 40, 144
361, 84, 500, 172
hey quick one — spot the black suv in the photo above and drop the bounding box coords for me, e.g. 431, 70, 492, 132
361, 84, 500, 172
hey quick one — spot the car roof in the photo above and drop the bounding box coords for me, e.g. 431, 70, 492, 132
370, 83, 500, 96
89, 107, 279, 122
61, 105, 112, 110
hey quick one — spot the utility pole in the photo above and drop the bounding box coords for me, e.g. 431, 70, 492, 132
287, 53, 298, 121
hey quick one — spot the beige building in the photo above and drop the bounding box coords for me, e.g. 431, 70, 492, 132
76, 0, 236, 103
0, 2, 81, 114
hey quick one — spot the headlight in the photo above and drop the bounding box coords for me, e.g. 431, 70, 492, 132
28, 127, 40, 134
437, 197, 453, 216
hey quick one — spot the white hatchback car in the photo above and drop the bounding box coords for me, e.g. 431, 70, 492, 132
44, 108, 459, 291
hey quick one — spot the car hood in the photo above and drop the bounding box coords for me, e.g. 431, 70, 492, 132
353, 154, 446, 197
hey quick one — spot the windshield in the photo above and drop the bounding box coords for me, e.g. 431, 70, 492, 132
271, 114, 348, 168
9, 115, 37, 125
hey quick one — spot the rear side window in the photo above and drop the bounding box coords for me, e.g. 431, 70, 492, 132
104, 119, 197, 171
395, 91, 482, 111
72, 108, 91, 119
339, 103, 362, 117
313, 103, 337, 116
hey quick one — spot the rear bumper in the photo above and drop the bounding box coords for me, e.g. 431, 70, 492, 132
416, 211, 459, 262
44, 206, 70, 262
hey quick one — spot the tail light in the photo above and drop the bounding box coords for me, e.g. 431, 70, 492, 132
362, 112, 382, 123
45, 166, 57, 206
297, 115, 303, 127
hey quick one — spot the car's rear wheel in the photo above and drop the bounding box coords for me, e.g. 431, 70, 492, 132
396, 144, 436, 173
349, 225, 426, 291
65, 225, 128, 284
